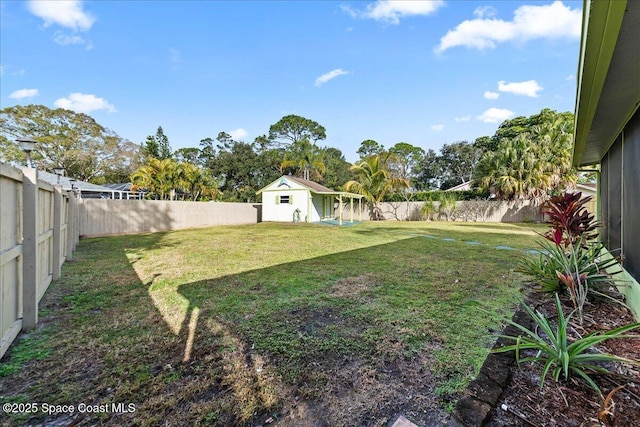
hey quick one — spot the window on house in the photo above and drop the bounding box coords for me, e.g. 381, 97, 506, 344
278, 195, 292, 204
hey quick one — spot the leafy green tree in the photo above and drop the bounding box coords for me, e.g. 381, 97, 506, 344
438, 141, 482, 190
268, 115, 326, 147
142, 126, 172, 160
388, 142, 425, 185
215, 131, 234, 148
357, 139, 385, 159
198, 137, 216, 165
280, 139, 326, 181
94, 140, 145, 184
207, 138, 280, 202
577, 171, 597, 185
411, 142, 480, 191
414, 149, 441, 190
473, 135, 495, 153
490, 108, 562, 150
174, 147, 202, 165
0, 104, 142, 182
320, 147, 352, 190
344, 153, 409, 219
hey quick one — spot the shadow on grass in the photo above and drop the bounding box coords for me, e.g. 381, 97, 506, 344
1, 227, 525, 427
168, 237, 520, 426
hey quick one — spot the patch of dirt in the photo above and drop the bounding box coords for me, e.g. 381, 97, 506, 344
487, 288, 640, 427
274, 350, 448, 427
330, 274, 379, 300
266, 306, 450, 427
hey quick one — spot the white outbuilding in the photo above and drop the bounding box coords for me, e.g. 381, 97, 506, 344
257, 175, 365, 224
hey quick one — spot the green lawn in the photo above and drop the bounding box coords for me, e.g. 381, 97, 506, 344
0, 221, 545, 426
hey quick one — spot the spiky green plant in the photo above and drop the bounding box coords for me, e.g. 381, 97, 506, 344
421, 200, 437, 221
493, 294, 640, 395
517, 240, 623, 293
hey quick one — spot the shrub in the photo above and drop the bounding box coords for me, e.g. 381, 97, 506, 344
518, 190, 624, 323
384, 188, 489, 202
421, 201, 437, 221
542, 192, 599, 245
437, 192, 458, 221
518, 240, 622, 294
493, 294, 640, 395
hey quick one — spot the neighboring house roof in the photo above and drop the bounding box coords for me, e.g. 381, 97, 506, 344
445, 181, 472, 191
103, 182, 133, 192
573, 0, 640, 166
36, 170, 117, 193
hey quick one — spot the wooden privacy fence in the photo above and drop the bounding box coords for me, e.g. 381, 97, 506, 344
0, 163, 79, 358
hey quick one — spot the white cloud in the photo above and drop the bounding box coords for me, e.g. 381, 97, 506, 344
435, 1, 581, 53
54, 32, 86, 46
476, 108, 514, 124
454, 116, 471, 122
484, 91, 500, 100
473, 6, 497, 19
431, 124, 444, 131
343, 0, 444, 24
566, 74, 575, 81
0, 64, 3, 76
497, 80, 543, 97
9, 88, 39, 99
315, 68, 350, 87
28, 0, 95, 31
54, 93, 116, 113
228, 128, 248, 141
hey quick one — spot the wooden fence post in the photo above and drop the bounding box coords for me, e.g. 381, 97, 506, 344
22, 168, 38, 331
52, 185, 63, 280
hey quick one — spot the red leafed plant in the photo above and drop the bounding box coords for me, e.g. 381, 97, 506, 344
542, 192, 599, 246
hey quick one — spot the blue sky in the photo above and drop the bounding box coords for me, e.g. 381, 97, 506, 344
1, 0, 582, 162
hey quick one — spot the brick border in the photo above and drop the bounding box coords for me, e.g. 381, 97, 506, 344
449, 301, 535, 426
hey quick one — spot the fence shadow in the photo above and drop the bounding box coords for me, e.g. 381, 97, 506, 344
2, 225, 526, 426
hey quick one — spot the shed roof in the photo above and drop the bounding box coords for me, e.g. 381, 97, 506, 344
256, 175, 364, 198
286, 176, 335, 193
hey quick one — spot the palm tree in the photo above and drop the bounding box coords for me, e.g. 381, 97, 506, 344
177, 162, 219, 201
344, 152, 409, 220
280, 139, 326, 181
475, 134, 552, 201
131, 158, 179, 200
473, 111, 577, 201
532, 114, 576, 192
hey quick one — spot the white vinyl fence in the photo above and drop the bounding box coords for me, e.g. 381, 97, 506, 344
77, 199, 262, 237
343, 200, 545, 222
